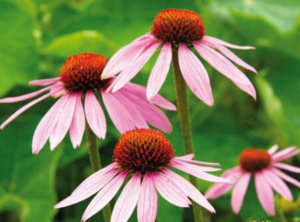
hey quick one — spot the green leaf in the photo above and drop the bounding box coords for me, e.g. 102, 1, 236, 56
0, 116, 62, 222
43, 30, 117, 59
0, 2, 38, 97
205, 0, 300, 32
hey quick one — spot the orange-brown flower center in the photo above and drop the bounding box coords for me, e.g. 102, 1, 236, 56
151, 9, 205, 43
60, 53, 110, 92
239, 149, 272, 172
113, 129, 175, 173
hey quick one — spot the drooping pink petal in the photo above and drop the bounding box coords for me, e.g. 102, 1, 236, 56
0, 86, 52, 103
101, 90, 137, 134
163, 168, 215, 213
268, 144, 279, 155
102, 34, 154, 79
153, 172, 190, 207
255, 171, 275, 216
273, 163, 300, 173
49, 93, 77, 150
205, 167, 243, 199
111, 89, 149, 129
32, 94, 69, 154
272, 146, 297, 162
124, 82, 176, 111
175, 154, 195, 160
29, 77, 60, 86
84, 91, 106, 139
172, 156, 220, 166
203, 40, 257, 73
111, 172, 141, 222
170, 162, 231, 184
109, 40, 163, 93
146, 42, 172, 100
275, 150, 300, 162
271, 168, 300, 188
231, 172, 251, 214
203, 36, 255, 50
171, 159, 221, 172
119, 87, 172, 133
193, 42, 256, 99
137, 173, 158, 222
82, 171, 128, 222
69, 92, 85, 148
262, 169, 293, 201
55, 163, 119, 208
178, 43, 213, 106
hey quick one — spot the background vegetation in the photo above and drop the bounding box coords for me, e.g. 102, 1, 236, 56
0, 0, 300, 221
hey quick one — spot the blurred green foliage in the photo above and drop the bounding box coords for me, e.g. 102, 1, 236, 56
0, 0, 300, 221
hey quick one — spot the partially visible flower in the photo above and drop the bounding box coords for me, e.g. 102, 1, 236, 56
55, 129, 231, 222
205, 145, 300, 215
101, 9, 257, 105
0, 53, 176, 154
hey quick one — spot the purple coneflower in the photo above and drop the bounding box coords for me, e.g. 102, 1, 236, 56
0, 53, 176, 154
205, 145, 300, 215
101, 9, 257, 105
55, 129, 231, 222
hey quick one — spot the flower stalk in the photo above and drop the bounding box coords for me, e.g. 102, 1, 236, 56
172, 48, 204, 222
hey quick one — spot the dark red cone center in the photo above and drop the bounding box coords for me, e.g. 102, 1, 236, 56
239, 149, 272, 172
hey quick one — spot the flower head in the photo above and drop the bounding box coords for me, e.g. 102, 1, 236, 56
101, 9, 257, 105
55, 129, 231, 222
205, 145, 300, 215
0, 53, 176, 154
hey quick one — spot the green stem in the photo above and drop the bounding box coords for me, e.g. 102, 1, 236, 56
172, 49, 204, 222
85, 122, 112, 222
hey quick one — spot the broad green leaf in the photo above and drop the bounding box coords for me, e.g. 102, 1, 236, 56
0, 2, 38, 97
43, 30, 117, 59
0, 116, 62, 222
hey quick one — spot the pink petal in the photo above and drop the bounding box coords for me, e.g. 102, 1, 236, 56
170, 162, 231, 184
231, 172, 251, 214
82, 171, 128, 222
119, 87, 172, 133
0, 86, 52, 103
102, 34, 154, 79
193, 42, 256, 99
146, 42, 172, 100
163, 168, 215, 213
275, 150, 300, 162
273, 163, 300, 173
101, 90, 137, 134
262, 169, 293, 201
205, 167, 243, 199
125, 82, 176, 111
171, 159, 221, 172
271, 168, 300, 188
255, 171, 275, 216
172, 156, 220, 166
84, 91, 106, 139
110, 89, 149, 129
203, 36, 255, 50
137, 173, 158, 222
175, 154, 195, 160
203, 39, 257, 73
178, 43, 213, 106
29, 77, 60, 86
55, 163, 119, 208
69, 92, 85, 148
111, 172, 141, 222
110, 40, 162, 93
153, 172, 190, 207
268, 144, 279, 155
49, 93, 77, 150
32, 94, 69, 154
272, 146, 297, 162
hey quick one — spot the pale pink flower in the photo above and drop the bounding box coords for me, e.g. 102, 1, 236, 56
205, 145, 300, 215
0, 53, 176, 154
55, 129, 231, 222
101, 9, 257, 106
